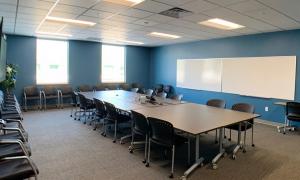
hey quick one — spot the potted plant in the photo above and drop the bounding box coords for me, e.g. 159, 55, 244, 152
0, 63, 17, 93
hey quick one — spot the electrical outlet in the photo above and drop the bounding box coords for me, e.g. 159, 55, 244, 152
265, 106, 269, 112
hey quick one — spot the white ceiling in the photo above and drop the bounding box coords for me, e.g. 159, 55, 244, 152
1, 0, 300, 46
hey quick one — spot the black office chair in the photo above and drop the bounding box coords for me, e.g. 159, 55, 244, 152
131, 88, 139, 93
145, 89, 154, 96
77, 94, 95, 124
94, 84, 107, 91
163, 85, 173, 98
93, 98, 107, 131
206, 99, 226, 143
129, 111, 149, 164
170, 94, 183, 101
146, 117, 188, 178
103, 102, 131, 143
70, 92, 80, 119
156, 92, 167, 99
226, 103, 255, 158
119, 83, 131, 91
283, 102, 300, 134
154, 84, 164, 93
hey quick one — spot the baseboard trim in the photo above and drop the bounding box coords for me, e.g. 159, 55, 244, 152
255, 118, 284, 127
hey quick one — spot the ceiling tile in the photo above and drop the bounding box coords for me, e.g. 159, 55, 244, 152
52, 4, 87, 15
0, 0, 17, 5
18, 6, 48, 16
181, 13, 210, 23
106, 14, 138, 23
179, 0, 218, 13
59, 0, 99, 8
120, 8, 153, 18
132, 19, 158, 26
144, 14, 175, 23
49, 11, 78, 19
83, 9, 114, 19
258, 0, 300, 21
93, 1, 129, 13
153, 0, 194, 7
19, 0, 55, 10
134, 0, 173, 13
206, 0, 250, 6
0, 3, 16, 13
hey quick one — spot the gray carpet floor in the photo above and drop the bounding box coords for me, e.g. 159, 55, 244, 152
22, 109, 300, 180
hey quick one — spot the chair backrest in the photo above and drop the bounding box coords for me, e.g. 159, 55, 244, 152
132, 83, 141, 89
103, 101, 118, 120
131, 88, 139, 93
59, 85, 73, 94
171, 94, 183, 101
94, 98, 106, 118
145, 89, 153, 96
147, 117, 174, 147
71, 92, 78, 104
155, 84, 164, 93
207, 99, 226, 108
78, 85, 93, 92
43, 85, 58, 95
131, 111, 149, 135
78, 94, 88, 108
157, 92, 167, 99
94, 84, 106, 91
232, 103, 254, 113
24, 86, 39, 96
163, 85, 171, 93
120, 83, 131, 91
286, 102, 300, 116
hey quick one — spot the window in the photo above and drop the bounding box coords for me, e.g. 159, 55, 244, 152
101, 45, 125, 83
36, 39, 68, 84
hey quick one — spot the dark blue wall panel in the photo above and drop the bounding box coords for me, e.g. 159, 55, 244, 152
150, 29, 300, 124
6, 35, 151, 103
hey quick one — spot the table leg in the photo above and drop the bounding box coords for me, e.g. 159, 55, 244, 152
211, 128, 225, 169
232, 122, 242, 159
181, 134, 204, 180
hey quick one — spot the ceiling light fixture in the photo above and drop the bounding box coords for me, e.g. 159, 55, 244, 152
199, 18, 245, 30
149, 32, 181, 39
118, 40, 144, 45
46, 16, 96, 26
103, 0, 145, 7
36, 31, 72, 37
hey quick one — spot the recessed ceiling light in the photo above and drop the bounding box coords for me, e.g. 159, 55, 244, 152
46, 16, 96, 26
104, 0, 144, 6
36, 31, 72, 37
199, 18, 245, 30
118, 40, 144, 45
149, 32, 181, 39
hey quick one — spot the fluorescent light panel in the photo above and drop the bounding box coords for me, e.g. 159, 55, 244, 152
149, 32, 181, 39
118, 40, 144, 45
199, 18, 245, 30
36, 31, 72, 37
46, 16, 96, 26
104, 0, 144, 6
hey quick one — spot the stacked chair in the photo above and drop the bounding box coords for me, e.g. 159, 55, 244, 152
0, 90, 39, 179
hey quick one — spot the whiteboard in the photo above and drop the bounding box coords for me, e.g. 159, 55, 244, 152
177, 59, 222, 92
222, 56, 296, 100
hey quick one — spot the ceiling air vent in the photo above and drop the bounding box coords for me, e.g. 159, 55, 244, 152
159, 7, 193, 19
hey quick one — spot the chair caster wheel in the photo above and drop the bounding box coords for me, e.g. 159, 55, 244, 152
200, 163, 204, 167
232, 155, 236, 160
228, 138, 231, 141
142, 160, 146, 163
70, 115, 72, 117
74, 118, 76, 120
243, 149, 246, 153
169, 174, 174, 178
224, 136, 227, 139
180, 176, 187, 180
120, 141, 125, 145
145, 163, 149, 167
252, 144, 255, 147
93, 128, 96, 131
215, 141, 218, 144
83, 122, 86, 124
212, 163, 217, 170
113, 140, 116, 143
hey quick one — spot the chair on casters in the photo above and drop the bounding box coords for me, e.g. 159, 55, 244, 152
103, 102, 131, 143
70, 92, 80, 120
206, 99, 226, 143
226, 103, 255, 159
145, 89, 153, 96
77, 94, 95, 124
156, 92, 167, 99
93, 98, 107, 131
146, 117, 190, 179
281, 102, 300, 134
170, 94, 183, 101
129, 111, 149, 164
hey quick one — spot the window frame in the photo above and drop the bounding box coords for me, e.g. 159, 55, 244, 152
100, 43, 126, 83
36, 38, 69, 85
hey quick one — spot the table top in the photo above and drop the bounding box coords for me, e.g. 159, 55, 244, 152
134, 103, 260, 135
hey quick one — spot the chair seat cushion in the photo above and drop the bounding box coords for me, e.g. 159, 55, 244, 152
0, 158, 38, 180
0, 132, 28, 142
26, 96, 40, 100
2, 114, 22, 120
0, 143, 31, 158
287, 113, 300, 121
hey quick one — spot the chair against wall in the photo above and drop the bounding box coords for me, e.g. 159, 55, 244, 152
104, 83, 118, 90
282, 102, 300, 134
206, 99, 226, 143
78, 85, 93, 92
131, 88, 139, 93
23, 86, 42, 111
119, 83, 131, 91
170, 94, 183, 101
41, 85, 60, 110
163, 85, 173, 98
129, 111, 149, 164
226, 103, 255, 159
94, 84, 107, 91
156, 92, 167, 99
154, 84, 164, 94
132, 83, 141, 89
145, 89, 153, 96
58, 84, 73, 108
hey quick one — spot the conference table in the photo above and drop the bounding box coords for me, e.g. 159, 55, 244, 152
79, 90, 259, 179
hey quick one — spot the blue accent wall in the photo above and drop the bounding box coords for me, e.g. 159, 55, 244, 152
150, 29, 300, 124
6, 35, 151, 102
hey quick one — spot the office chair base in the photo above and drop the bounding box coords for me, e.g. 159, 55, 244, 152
142, 159, 146, 163
145, 163, 149, 167
252, 144, 255, 147
169, 173, 174, 178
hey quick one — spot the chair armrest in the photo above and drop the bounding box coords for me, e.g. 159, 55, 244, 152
1, 156, 38, 176
2, 119, 24, 131
0, 139, 29, 156
40, 90, 46, 98
2, 127, 27, 142
57, 90, 62, 97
